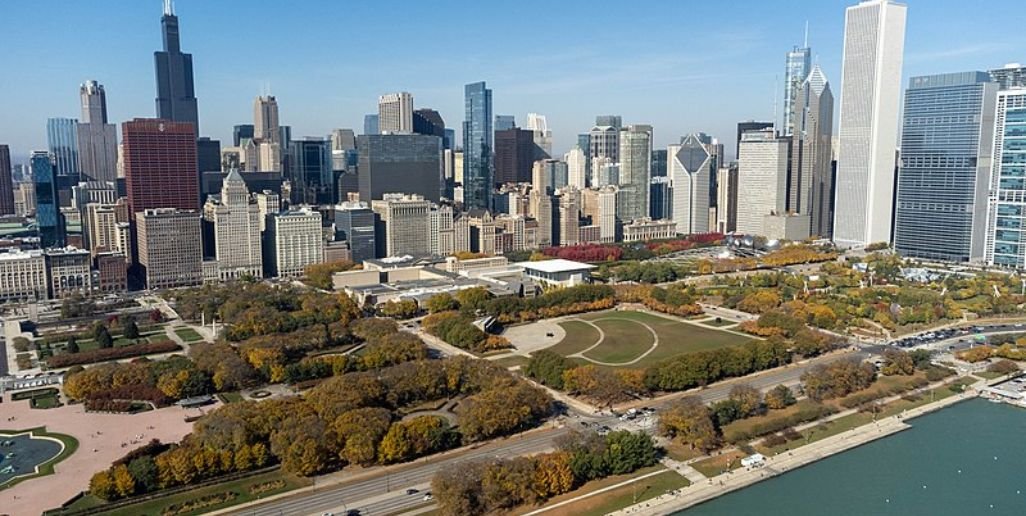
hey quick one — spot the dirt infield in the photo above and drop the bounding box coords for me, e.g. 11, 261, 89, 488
0, 393, 215, 515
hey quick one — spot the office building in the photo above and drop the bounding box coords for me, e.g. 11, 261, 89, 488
289, 138, 333, 204
264, 207, 323, 277
154, 0, 199, 132
565, 147, 587, 189
197, 137, 222, 173
558, 188, 581, 247
378, 92, 414, 133
413, 109, 445, 140
463, 82, 493, 209
357, 133, 443, 203
589, 125, 620, 162
371, 194, 432, 257
122, 118, 199, 212
526, 113, 552, 159
623, 218, 676, 243
47, 117, 79, 177
989, 63, 1026, 90
363, 114, 379, 136
669, 134, 713, 235
335, 201, 376, 262
834, 0, 907, 248
233, 124, 254, 146
595, 115, 622, 129
0, 145, 13, 215
84, 199, 131, 259
894, 72, 996, 262
14, 183, 35, 217
983, 90, 1026, 268
254, 190, 279, 232
331, 128, 357, 151
783, 40, 812, 137
619, 125, 652, 222
649, 176, 672, 221
32, 151, 66, 248
532, 159, 568, 195
582, 186, 618, 243
651, 149, 667, 178
208, 170, 262, 280
45, 247, 93, 299
735, 121, 774, 161
529, 190, 554, 248
137, 208, 202, 289
494, 115, 515, 132
715, 165, 739, 233
790, 64, 835, 238
494, 128, 535, 184
737, 129, 791, 236
593, 158, 619, 188
94, 252, 128, 293
76, 80, 118, 182
0, 250, 48, 302
253, 95, 280, 144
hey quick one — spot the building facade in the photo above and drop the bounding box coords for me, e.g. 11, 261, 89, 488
76, 81, 118, 182
618, 125, 652, 222
123, 118, 199, 213
895, 72, 997, 262
984, 90, 1026, 268
737, 129, 790, 237
791, 65, 836, 238
378, 92, 414, 133
783, 43, 812, 137
210, 170, 262, 280
265, 208, 323, 277
289, 138, 334, 204
357, 133, 443, 203
834, 0, 907, 247
0, 250, 48, 302
335, 201, 376, 263
0, 145, 13, 215
494, 128, 535, 184
32, 151, 66, 248
371, 194, 432, 258
154, 1, 200, 132
669, 134, 713, 235
47, 117, 79, 177
463, 82, 493, 210
45, 247, 93, 299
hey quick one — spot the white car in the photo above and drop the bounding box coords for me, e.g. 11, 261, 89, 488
423, 493, 434, 501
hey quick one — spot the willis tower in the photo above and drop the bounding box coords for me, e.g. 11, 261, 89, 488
155, 0, 199, 132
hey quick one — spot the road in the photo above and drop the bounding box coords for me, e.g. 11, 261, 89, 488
229, 351, 858, 516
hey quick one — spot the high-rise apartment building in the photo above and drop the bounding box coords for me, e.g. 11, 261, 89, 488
31, 151, 66, 248
737, 130, 790, 236
463, 82, 493, 209
122, 118, 199, 213
371, 194, 432, 257
335, 201, 376, 262
894, 72, 996, 262
790, 64, 835, 238
378, 92, 414, 134
155, 0, 199, 132
357, 134, 443, 203
715, 166, 739, 233
783, 42, 812, 137
264, 207, 323, 277
834, 0, 907, 248
0, 145, 13, 215
137, 208, 202, 289
984, 90, 1026, 268
618, 125, 652, 222
47, 117, 79, 177
208, 170, 262, 280
565, 147, 587, 190
494, 128, 535, 184
669, 134, 713, 235
76, 81, 118, 182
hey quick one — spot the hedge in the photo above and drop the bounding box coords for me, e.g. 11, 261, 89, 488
46, 340, 181, 368
838, 377, 929, 409
723, 402, 836, 444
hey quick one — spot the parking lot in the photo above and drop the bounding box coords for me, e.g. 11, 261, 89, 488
888, 324, 1025, 352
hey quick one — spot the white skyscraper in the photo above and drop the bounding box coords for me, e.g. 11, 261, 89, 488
736, 129, 790, 236
565, 147, 587, 190
833, 0, 907, 248
526, 113, 553, 158
668, 134, 713, 235
378, 92, 414, 134
209, 170, 263, 280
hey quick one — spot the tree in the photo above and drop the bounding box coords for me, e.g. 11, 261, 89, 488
66, 336, 80, 354
96, 326, 114, 349
304, 260, 357, 290
658, 396, 719, 451
728, 384, 764, 417
127, 456, 159, 493
764, 384, 796, 410
881, 349, 915, 376
333, 407, 392, 465
524, 350, 573, 389
123, 319, 141, 341
988, 359, 1020, 375
112, 464, 136, 498
908, 349, 933, 370
89, 470, 117, 500
456, 287, 492, 313
426, 293, 460, 313
602, 431, 658, 475
532, 452, 575, 498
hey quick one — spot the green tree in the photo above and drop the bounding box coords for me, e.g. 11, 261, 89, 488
96, 326, 114, 349
123, 319, 141, 341
127, 456, 159, 493
425, 293, 460, 313
524, 350, 573, 389
66, 336, 80, 354
764, 384, 796, 410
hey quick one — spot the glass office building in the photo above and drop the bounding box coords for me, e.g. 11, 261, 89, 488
357, 133, 443, 203
895, 72, 997, 263
46, 117, 80, 177
463, 82, 493, 210
31, 151, 66, 248
289, 138, 334, 204
986, 90, 1026, 268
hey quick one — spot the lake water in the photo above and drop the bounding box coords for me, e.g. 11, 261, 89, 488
680, 398, 1026, 516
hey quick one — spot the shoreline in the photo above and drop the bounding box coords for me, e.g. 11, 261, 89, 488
611, 389, 976, 516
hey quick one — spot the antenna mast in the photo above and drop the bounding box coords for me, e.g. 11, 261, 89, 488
163, 0, 174, 16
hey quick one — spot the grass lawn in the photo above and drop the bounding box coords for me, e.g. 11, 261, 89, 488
174, 327, 206, 343
514, 465, 675, 515
54, 469, 311, 516
663, 440, 704, 462
540, 469, 689, 516
548, 311, 752, 369
699, 317, 738, 328
0, 426, 78, 489
975, 371, 1006, 380
492, 355, 531, 369
582, 318, 655, 363
217, 392, 244, 404
691, 450, 746, 478
720, 399, 830, 442
30, 393, 61, 409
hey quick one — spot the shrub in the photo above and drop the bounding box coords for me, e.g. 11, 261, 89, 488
46, 340, 181, 368
763, 433, 787, 447
723, 402, 836, 444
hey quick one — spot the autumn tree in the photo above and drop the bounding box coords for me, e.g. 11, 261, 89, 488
659, 396, 719, 451
378, 416, 455, 464
881, 349, 915, 376
426, 293, 460, 313
333, 407, 392, 465
728, 384, 764, 418
764, 384, 796, 410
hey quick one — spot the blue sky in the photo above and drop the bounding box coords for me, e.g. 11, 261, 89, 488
1, 0, 1021, 161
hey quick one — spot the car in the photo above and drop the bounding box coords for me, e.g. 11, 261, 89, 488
406, 488, 420, 495
423, 493, 433, 501
345, 510, 361, 516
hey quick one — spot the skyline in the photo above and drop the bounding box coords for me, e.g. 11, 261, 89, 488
1, 0, 1023, 160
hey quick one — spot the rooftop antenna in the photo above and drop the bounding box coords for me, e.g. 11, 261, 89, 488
163, 0, 174, 16
804, 20, 809, 48
772, 74, 778, 129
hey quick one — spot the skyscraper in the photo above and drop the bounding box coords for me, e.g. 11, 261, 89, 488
334, 201, 376, 262
595, 115, 622, 130
0, 145, 13, 215
783, 37, 812, 137
651, 149, 668, 178
494, 115, 516, 132
735, 121, 774, 160
209, 170, 262, 280
154, 0, 199, 132
565, 147, 587, 190
894, 72, 996, 262
253, 95, 280, 144
834, 0, 907, 248
137, 208, 202, 288
289, 138, 334, 204
618, 125, 652, 222
589, 125, 620, 163
737, 129, 790, 236
76, 81, 118, 182
122, 118, 199, 213
31, 151, 66, 248
233, 124, 254, 147
463, 81, 493, 210
790, 64, 835, 238
983, 90, 1026, 268
357, 134, 443, 203
46, 117, 79, 177
669, 134, 713, 235
413, 109, 446, 139
363, 114, 380, 136
526, 113, 553, 159
494, 128, 535, 184
371, 194, 432, 257
378, 92, 414, 133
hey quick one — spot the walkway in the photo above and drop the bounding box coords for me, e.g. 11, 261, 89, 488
569, 318, 660, 367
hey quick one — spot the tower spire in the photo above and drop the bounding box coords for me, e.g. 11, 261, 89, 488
804, 20, 809, 47
163, 0, 174, 16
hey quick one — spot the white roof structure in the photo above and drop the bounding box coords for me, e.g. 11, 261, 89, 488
516, 259, 595, 274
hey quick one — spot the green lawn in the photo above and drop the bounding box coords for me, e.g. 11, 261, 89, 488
699, 317, 738, 328
492, 355, 531, 369
517, 465, 686, 516
0, 427, 78, 488
547, 310, 753, 368
217, 392, 244, 404
691, 450, 746, 477
174, 327, 206, 343
53, 470, 311, 516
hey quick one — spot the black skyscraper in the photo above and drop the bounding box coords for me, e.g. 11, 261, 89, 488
155, 1, 199, 132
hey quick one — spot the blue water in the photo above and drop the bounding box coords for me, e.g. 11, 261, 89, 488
680, 398, 1026, 516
